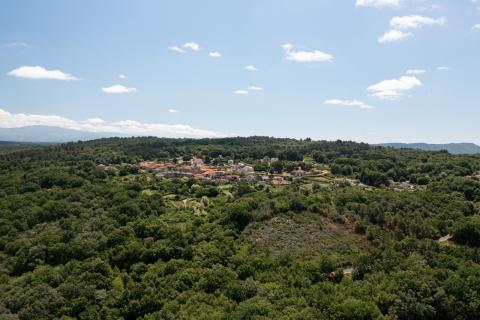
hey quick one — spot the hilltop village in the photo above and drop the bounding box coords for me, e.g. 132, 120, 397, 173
96, 155, 425, 190
138, 156, 300, 186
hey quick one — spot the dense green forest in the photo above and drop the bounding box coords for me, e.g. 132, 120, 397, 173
1, 137, 480, 319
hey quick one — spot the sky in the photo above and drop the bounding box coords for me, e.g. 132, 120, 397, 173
0, 0, 479, 143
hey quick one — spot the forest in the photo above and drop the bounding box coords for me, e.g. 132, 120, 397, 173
1, 136, 480, 320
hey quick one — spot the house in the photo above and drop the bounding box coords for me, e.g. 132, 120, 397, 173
138, 161, 156, 169
399, 181, 414, 189
292, 169, 305, 178
228, 159, 235, 166
242, 166, 254, 173
190, 157, 204, 167
272, 176, 287, 185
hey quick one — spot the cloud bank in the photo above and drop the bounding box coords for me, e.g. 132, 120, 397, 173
0, 108, 223, 138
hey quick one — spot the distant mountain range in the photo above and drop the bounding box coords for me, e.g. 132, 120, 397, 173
376, 143, 480, 155
0, 126, 121, 143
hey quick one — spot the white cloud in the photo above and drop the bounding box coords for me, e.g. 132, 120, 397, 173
245, 65, 259, 71
248, 85, 263, 91
168, 108, 178, 113
367, 76, 422, 99
437, 66, 449, 71
4, 42, 28, 48
282, 43, 333, 62
168, 46, 186, 53
325, 99, 373, 109
7, 66, 78, 81
209, 51, 222, 58
378, 30, 412, 43
234, 90, 249, 95
406, 69, 426, 75
473, 24, 480, 30
0, 108, 223, 138
101, 85, 137, 94
119, 74, 127, 79
183, 42, 200, 51
390, 15, 446, 29
356, 0, 401, 8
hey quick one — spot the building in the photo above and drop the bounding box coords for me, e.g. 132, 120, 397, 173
292, 169, 305, 178
190, 157, 204, 167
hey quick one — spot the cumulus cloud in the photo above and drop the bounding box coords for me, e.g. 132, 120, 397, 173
378, 30, 412, 43
234, 90, 249, 95
183, 42, 200, 51
406, 69, 426, 75
168, 45, 186, 53
248, 85, 263, 91
390, 15, 446, 29
7, 66, 78, 81
245, 65, 259, 71
168, 108, 178, 113
437, 66, 449, 71
473, 24, 480, 31
367, 76, 422, 99
324, 99, 373, 109
356, 0, 401, 8
0, 108, 223, 138
209, 51, 222, 58
282, 43, 333, 62
119, 74, 127, 79
101, 85, 137, 94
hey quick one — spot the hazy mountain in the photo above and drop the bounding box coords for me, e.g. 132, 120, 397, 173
0, 126, 122, 143
376, 143, 480, 155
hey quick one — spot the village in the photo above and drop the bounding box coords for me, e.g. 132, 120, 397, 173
95, 155, 421, 191
138, 156, 298, 186
135, 156, 417, 190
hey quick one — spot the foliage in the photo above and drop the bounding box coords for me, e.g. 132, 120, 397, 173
0, 137, 480, 319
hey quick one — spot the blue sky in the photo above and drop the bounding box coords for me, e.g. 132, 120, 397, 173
1, 0, 479, 142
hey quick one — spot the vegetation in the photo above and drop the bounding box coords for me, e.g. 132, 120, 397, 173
1, 137, 480, 319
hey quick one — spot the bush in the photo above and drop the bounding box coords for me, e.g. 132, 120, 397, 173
452, 216, 480, 247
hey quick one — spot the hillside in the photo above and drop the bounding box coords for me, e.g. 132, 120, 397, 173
376, 142, 480, 155
1, 137, 480, 319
